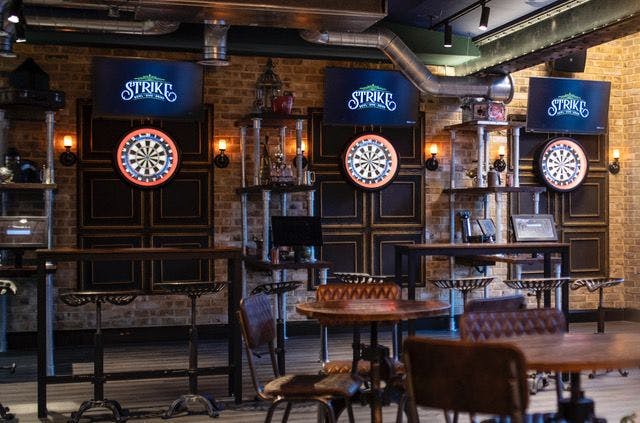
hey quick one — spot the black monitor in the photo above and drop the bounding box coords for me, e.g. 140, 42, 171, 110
271, 216, 323, 247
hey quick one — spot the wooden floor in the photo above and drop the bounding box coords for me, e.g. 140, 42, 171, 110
1, 322, 639, 422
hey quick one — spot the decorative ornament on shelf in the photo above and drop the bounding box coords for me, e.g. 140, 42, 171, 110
493, 145, 506, 172
254, 58, 282, 113
272, 91, 294, 115
213, 139, 229, 168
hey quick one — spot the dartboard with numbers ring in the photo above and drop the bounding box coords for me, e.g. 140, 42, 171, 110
115, 128, 180, 188
537, 137, 588, 192
342, 133, 399, 191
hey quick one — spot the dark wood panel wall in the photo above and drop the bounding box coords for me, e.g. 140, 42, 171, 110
309, 109, 425, 284
512, 131, 608, 277
76, 101, 214, 291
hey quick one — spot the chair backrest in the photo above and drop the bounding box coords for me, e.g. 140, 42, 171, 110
403, 337, 529, 422
459, 308, 566, 342
465, 294, 526, 313
237, 294, 279, 399
316, 282, 400, 301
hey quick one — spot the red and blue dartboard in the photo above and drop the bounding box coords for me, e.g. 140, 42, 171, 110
342, 133, 399, 191
115, 127, 180, 188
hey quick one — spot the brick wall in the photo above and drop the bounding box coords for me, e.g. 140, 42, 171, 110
2, 33, 638, 333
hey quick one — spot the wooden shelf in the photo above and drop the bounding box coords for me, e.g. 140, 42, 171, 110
443, 186, 546, 195
236, 184, 316, 194
235, 112, 308, 128
456, 253, 562, 267
245, 255, 331, 271
0, 263, 56, 277
0, 183, 57, 191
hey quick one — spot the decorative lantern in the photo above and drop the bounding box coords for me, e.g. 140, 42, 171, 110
254, 58, 282, 113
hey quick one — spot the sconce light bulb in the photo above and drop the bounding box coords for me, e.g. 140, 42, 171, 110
63, 135, 73, 148
218, 139, 227, 151
301, 141, 307, 154
429, 144, 438, 156
498, 145, 505, 157
613, 149, 620, 159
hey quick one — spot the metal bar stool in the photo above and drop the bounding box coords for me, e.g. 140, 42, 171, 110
504, 277, 571, 309
156, 282, 227, 418
332, 272, 393, 284
429, 277, 494, 312
571, 277, 628, 378
250, 281, 302, 375
59, 291, 140, 423
0, 280, 16, 421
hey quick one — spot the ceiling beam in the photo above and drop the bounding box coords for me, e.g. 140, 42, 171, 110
454, 0, 640, 76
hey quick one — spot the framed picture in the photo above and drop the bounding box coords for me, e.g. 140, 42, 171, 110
511, 214, 558, 242
476, 218, 496, 237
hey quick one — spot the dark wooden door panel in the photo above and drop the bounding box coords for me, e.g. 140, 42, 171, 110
561, 173, 607, 226
309, 109, 358, 167
379, 122, 423, 167
516, 131, 551, 170
371, 232, 423, 285
320, 232, 365, 281
151, 234, 211, 287
151, 170, 210, 228
372, 173, 423, 226
562, 229, 608, 276
315, 172, 364, 226
79, 235, 144, 290
80, 169, 143, 229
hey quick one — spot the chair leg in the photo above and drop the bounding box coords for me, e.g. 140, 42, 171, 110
0, 402, 14, 421
318, 400, 336, 423
281, 402, 293, 423
395, 394, 406, 423
346, 400, 355, 423
265, 399, 285, 423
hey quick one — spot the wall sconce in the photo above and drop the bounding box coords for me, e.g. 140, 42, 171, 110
59, 135, 77, 166
425, 144, 439, 171
213, 139, 230, 168
608, 149, 620, 174
293, 140, 308, 168
493, 145, 506, 172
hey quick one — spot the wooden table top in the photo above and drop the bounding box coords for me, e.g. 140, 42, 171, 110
296, 299, 450, 324
501, 333, 640, 373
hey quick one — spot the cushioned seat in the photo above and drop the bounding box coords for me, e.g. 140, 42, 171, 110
264, 373, 361, 398
322, 358, 405, 377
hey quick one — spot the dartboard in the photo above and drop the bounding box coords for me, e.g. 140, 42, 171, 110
342, 133, 399, 190
115, 128, 179, 188
538, 137, 588, 192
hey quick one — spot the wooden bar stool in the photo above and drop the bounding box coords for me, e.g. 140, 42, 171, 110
0, 280, 16, 421
504, 277, 571, 309
156, 282, 226, 418
571, 277, 627, 378
429, 277, 494, 311
59, 291, 140, 423
251, 281, 302, 375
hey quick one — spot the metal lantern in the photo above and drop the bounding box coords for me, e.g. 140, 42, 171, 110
254, 58, 282, 113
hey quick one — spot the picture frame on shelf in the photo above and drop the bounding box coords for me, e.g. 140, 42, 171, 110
476, 218, 496, 238
511, 214, 558, 242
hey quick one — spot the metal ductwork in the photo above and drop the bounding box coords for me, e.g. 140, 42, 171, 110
199, 20, 229, 66
301, 27, 514, 103
24, 15, 179, 35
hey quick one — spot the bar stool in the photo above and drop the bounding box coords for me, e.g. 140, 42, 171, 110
429, 277, 494, 311
503, 277, 570, 309
59, 290, 140, 423
571, 277, 627, 378
156, 282, 226, 418
251, 281, 302, 375
332, 272, 393, 284
0, 280, 16, 421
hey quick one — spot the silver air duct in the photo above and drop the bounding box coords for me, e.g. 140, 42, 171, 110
300, 27, 513, 102
25, 15, 179, 35
199, 21, 229, 66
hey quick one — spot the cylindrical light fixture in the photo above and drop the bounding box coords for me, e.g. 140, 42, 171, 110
479, 3, 490, 31
426, 144, 439, 171
609, 149, 620, 174
444, 22, 452, 48
59, 135, 77, 166
213, 138, 230, 168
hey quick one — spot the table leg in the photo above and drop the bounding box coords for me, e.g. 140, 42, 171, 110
276, 291, 286, 375
557, 373, 600, 423
561, 248, 570, 330
37, 262, 47, 419
407, 254, 417, 336
228, 257, 243, 403
543, 253, 552, 307
369, 322, 383, 423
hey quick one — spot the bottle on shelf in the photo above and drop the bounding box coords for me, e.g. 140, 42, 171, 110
259, 136, 271, 185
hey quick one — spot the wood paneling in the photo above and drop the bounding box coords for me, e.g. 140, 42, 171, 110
79, 235, 143, 290
151, 170, 210, 228
320, 233, 365, 281
371, 232, 423, 285
151, 234, 211, 287
563, 229, 608, 276
315, 173, 364, 227
561, 174, 607, 226
372, 174, 423, 226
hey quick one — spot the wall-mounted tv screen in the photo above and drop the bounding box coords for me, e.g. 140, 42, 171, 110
93, 57, 203, 119
324, 67, 418, 126
526, 77, 610, 134
271, 216, 323, 247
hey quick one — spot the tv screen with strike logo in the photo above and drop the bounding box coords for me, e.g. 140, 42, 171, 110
323, 67, 419, 126
92, 57, 203, 119
526, 77, 610, 134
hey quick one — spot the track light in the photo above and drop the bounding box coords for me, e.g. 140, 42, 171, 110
479, 3, 490, 31
444, 22, 452, 48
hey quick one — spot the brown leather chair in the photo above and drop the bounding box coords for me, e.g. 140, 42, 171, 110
316, 282, 402, 376
403, 337, 529, 423
238, 294, 360, 423
465, 294, 526, 313
460, 308, 566, 397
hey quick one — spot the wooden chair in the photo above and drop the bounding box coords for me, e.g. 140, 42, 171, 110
465, 294, 526, 313
460, 309, 566, 396
403, 337, 529, 423
316, 282, 402, 376
238, 294, 360, 423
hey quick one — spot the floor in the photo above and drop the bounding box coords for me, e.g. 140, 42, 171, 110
1, 321, 639, 422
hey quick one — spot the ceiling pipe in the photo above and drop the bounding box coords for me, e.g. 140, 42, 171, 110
25, 15, 179, 35
300, 27, 513, 102
198, 20, 229, 66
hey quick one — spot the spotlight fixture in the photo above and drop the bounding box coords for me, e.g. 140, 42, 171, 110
493, 145, 506, 172
425, 144, 439, 171
479, 2, 490, 31
59, 135, 77, 166
444, 22, 452, 48
608, 149, 620, 174
213, 139, 230, 168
